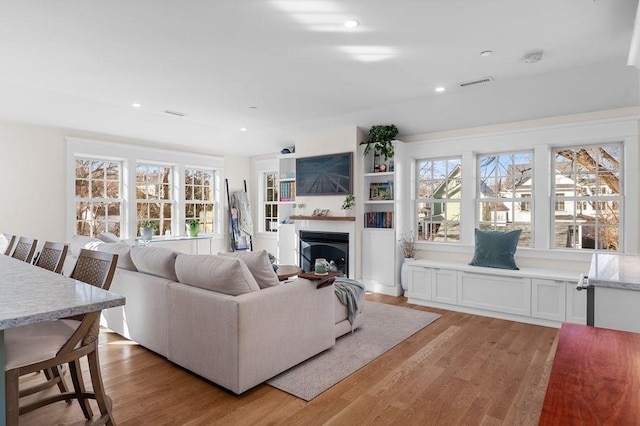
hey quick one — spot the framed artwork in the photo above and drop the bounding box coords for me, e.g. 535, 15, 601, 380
296, 152, 352, 196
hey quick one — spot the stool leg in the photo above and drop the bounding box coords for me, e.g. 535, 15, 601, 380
6, 368, 20, 426
69, 360, 93, 419
88, 348, 115, 426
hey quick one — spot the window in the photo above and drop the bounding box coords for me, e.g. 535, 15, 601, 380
552, 144, 622, 251
136, 163, 173, 236
555, 193, 565, 212
416, 157, 461, 242
263, 171, 279, 232
74, 158, 122, 237
478, 152, 533, 246
185, 168, 216, 233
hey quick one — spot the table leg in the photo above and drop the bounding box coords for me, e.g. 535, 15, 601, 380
1, 329, 6, 425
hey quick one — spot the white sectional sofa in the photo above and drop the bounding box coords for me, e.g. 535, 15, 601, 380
64, 236, 363, 394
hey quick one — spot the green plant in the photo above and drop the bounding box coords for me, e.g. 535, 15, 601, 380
188, 218, 200, 227
361, 124, 398, 160
140, 219, 154, 229
341, 194, 355, 210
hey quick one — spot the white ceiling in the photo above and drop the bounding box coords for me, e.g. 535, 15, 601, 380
0, 0, 638, 156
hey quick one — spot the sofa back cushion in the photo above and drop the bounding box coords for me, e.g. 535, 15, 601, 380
130, 246, 179, 281
98, 242, 137, 271
67, 235, 136, 272
175, 254, 260, 296
217, 250, 279, 289
69, 235, 103, 258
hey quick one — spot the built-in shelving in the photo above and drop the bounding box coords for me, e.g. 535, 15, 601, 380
289, 215, 355, 222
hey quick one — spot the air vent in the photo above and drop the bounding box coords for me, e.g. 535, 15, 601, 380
457, 76, 494, 88
164, 110, 187, 117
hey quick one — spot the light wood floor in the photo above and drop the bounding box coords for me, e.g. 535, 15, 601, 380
19, 294, 558, 426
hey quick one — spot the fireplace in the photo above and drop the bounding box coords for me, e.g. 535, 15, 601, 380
299, 231, 349, 277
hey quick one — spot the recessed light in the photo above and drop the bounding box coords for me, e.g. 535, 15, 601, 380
132, 103, 141, 108
435, 86, 445, 93
240, 127, 248, 132
344, 20, 359, 28
480, 50, 493, 57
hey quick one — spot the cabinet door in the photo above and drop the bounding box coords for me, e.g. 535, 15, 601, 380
362, 229, 395, 287
566, 283, 587, 325
531, 279, 566, 322
408, 266, 432, 301
459, 272, 531, 316
432, 268, 457, 304
277, 223, 297, 265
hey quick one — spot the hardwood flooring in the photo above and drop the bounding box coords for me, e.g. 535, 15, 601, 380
19, 294, 558, 425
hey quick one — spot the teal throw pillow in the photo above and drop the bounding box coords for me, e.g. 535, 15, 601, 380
469, 228, 522, 270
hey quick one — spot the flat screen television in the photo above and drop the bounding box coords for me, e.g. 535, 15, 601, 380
295, 152, 352, 196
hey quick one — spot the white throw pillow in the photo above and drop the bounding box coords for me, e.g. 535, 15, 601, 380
69, 235, 103, 258
97, 232, 121, 243
98, 243, 137, 271
130, 246, 179, 281
175, 254, 260, 296
217, 250, 279, 289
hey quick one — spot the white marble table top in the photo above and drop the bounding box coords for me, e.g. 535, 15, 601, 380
588, 253, 640, 291
0, 255, 125, 330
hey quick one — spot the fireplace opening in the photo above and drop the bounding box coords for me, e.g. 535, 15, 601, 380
299, 231, 349, 277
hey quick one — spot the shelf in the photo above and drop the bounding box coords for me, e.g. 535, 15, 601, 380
365, 200, 394, 204
364, 171, 394, 177
279, 200, 296, 204
290, 215, 355, 222
279, 177, 295, 182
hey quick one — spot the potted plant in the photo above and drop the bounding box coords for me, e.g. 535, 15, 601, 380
361, 124, 398, 161
399, 231, 416, 293
140, 219, 154, 241
187, 218, 200, 237
341, 194, 355, 216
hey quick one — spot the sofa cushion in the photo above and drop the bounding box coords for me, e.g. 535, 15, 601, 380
98, 232, 121, 243
175, 254, 260, 296
69, 235, 103, 258
130, 246, 179, 281
98, 242, 137, 271
217, 250, 279, 289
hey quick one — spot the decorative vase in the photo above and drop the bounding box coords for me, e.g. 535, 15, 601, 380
188, 223, 199, 237
400, 257, 415, 293
141, 227, 154, 241
342, 208, 352, 217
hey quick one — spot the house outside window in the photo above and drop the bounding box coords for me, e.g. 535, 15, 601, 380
136, 163, 173, 236
555, 193, 565, 212
477, 152, 533, 247
416, 157, 462, 243
552, 144, 622, 251
185, 168, 215, 233
263, 171, 279, 232
74, 158, 122, 237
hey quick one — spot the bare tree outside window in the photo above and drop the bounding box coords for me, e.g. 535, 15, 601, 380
416, 158, 461, 242
75, 158, 122, 237
477, 152, 533, 247
553, 144, 622, 251
185, 168, 216, 233
136, 164, 173, 236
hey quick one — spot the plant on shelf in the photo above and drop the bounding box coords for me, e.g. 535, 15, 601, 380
361, 124, 398, 160
140, 219, 155, 240
187, 218, 200, 237
341, 194, 355, 210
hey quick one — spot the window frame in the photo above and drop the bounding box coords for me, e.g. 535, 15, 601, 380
184, 166, 216, 234
262, 170, 279, 233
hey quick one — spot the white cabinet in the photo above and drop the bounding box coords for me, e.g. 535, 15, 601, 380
277, 154, 297, 264
408, 266, 432, 301
458, 272, 531, 317
362, 229, 396, 291
531, 279, 566, 322
565, 283, 587, 325
432, 268, 457, 304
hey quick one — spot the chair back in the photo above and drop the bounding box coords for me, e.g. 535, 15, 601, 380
11, 236, 38, 263
0, 233, 16, 255
35, 241, 69, 274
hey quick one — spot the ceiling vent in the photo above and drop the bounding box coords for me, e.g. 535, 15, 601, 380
164, 110, 187, 117
457, 76, 494, 88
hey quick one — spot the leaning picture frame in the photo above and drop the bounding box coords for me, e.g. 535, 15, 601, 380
296, 152, 353, 196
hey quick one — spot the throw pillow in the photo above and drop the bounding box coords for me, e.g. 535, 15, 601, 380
97, 232, 121, 243
175, 254, 260, 296
469, 228, 522, 270
69, 235, 103, 258
217, 250, 280, 289
130, 246, 179, 280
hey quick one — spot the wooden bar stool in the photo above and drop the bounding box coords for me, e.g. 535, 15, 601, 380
11, 236, 38, 263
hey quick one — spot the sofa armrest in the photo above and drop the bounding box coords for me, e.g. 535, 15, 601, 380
167, 278, 335, 394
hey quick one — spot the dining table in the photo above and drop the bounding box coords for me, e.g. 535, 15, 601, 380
0, 255, 125, 425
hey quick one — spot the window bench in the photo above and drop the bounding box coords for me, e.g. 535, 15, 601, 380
406, 259, 587, 328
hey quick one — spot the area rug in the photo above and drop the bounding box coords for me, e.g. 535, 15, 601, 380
266, 301, 441, 401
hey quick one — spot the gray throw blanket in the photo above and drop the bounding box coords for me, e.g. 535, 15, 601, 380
333, 278, 366, 332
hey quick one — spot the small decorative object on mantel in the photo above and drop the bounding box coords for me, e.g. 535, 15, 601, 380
361, 124, 398, 161
399, 231, 417, 293
341, 194, 355, 216
312, 208, 329, 217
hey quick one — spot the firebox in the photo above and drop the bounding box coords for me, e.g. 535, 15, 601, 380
299, 231, 349, 277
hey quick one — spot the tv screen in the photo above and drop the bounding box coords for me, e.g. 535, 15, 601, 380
295, 152, 353, 196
